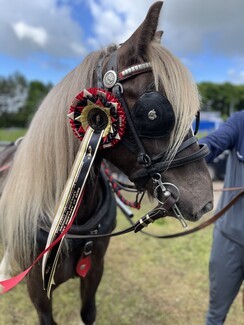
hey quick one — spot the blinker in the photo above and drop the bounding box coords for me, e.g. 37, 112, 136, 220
131, 91, 175, 138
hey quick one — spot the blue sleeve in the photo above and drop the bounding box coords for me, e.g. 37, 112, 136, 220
199, 113, 239, 163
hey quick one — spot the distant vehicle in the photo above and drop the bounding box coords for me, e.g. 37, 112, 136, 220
207, 150, 229, 181
193, 111, 224, 134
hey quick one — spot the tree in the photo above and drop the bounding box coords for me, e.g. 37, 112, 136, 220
0, 73, 52, 127
16, 81, 52, 126
198, 82, 243, 118
0, 73, 28, 115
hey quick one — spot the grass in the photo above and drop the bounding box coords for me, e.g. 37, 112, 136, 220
0, 128, 208, 143
0, 198, 243, 325
0, 128, 27, 143
0, 129, 242, 324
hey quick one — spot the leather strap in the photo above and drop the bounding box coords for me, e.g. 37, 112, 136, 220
106, 51, 117, 72
130, 143, 209, 183
154, 189, 244, 239
63, 190, 244, 240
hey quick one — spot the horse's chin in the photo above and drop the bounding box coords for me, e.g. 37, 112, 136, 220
148, 197, 213, 224
142, 179, 214, 225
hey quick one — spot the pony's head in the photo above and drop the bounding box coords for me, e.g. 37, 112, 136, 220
0, 1, 213, 267
98, 1, 213, 221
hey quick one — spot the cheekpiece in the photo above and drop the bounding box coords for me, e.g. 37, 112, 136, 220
68, 88, 126, 149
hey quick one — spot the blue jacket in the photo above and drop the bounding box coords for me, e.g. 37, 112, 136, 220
199, 111, 244, 163
199, 110, 244, 245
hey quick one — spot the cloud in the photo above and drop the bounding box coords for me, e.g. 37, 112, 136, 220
227, 67, 244, 84
0, 0, 85, 58
85, 0, 244, 60
87, 0, 158, 47
0, 0, 243, 84
13, 22, 48, 47
2, 0, 243, 60
85, 0, 244, 84
162, 0, 244, 57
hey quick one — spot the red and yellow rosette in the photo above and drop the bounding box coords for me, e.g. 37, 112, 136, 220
68, 88, 126, 148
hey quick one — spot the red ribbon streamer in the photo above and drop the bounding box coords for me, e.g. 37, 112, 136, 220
0, 191, 84, 294
0, 163, 11, 173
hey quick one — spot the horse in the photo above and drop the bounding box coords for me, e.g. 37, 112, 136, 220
0, 2, 213, 324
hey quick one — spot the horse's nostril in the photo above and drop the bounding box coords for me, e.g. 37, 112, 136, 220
192, 201, 214, 221
201, 201, 214, 215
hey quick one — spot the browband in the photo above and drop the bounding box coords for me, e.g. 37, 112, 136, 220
100, 51, 152, 90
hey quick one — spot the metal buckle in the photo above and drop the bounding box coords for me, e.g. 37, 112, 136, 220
152, 173, 188, 228
84, 241, 93, 256
137, 154, 151, 167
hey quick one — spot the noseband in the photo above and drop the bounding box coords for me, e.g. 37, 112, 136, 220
97, 50, 209, 228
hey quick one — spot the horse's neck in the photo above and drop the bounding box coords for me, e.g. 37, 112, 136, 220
0, 144, 17, 195
0, 144, 16, 166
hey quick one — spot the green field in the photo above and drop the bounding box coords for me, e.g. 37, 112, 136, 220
0, 200, 243, 325
0, 128, 208, 144
0, 128, 241, 324
0, 128, 27, 143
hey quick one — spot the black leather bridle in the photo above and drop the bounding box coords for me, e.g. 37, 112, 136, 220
98, 51, 209, 181
96, 50, 209, 229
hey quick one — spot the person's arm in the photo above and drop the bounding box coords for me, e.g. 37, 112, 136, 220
199, 113, 238, 163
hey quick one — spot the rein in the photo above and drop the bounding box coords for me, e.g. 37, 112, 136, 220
1, 158, 243, 239
1, 151, 243, 295
58, 189, 244, 240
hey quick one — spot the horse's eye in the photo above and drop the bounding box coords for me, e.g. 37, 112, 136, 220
147, 82, 156, 91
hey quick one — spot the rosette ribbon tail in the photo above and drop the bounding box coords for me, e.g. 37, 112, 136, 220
42, 127, 104, 298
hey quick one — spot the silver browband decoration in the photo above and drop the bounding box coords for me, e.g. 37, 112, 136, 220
119, 62, 152, 79
103, 62, 152, 89
102, 70, 117, 89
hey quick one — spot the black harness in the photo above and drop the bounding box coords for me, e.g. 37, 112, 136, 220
41, 51, 210, 246
37, 170, 117, 247
99, 51, 209, 187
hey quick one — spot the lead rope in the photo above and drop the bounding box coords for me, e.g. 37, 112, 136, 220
0, 163, 11, 173
103, 166, 244, 238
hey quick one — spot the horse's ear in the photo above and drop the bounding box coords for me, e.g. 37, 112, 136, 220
155, 30, 164, 43
119, 1, 163, 64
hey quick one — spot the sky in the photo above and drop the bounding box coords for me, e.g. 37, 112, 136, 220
0, 0, 244, 85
